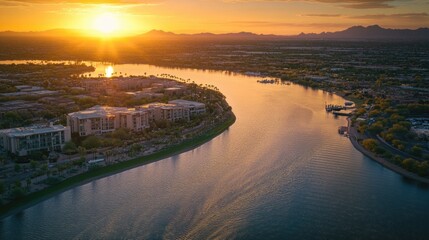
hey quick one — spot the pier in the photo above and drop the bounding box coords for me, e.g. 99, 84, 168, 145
325, 103, 344, 112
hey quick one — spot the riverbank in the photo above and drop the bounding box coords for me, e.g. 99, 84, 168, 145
348, 121, 429, 184
0, 114, 236, 219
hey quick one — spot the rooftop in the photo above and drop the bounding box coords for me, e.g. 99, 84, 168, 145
169, 99, 205, 107
0, 125, 68, 137
68, 105, 144, 119
139, 102, 182, 110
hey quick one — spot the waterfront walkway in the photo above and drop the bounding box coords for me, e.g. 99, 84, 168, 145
348, 121, 429, 184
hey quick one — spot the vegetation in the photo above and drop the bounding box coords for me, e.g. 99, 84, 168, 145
0, 114, 235, 218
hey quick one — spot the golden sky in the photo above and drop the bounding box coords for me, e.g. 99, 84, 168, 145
0, 0, 428, 36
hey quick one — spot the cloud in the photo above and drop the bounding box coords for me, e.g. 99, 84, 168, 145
0, 0, 28, 5
347, 13, 429, 27
339, 2, 393, 8
226, 21, 350, 28
0, 0, 161, 5
224, 0, 399, 9
304, 14, 341, 17
349, 12, 429, 19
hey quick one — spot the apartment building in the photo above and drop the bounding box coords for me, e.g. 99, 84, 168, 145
67, 100, 206, 137
67, 106, 150, 136
168, 99, 207, 115
0, 124, 71, 156
137, 103, 190, 122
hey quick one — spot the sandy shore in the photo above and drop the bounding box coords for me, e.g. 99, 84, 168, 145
0, 115, 236, 219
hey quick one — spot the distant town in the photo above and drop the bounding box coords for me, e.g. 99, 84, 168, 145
0, 63, 234, 205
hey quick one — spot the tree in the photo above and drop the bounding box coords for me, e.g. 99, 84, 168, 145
30, 160, 39, 170
402, 158, 418, 172
368, 122, 384, 134
362, 139, 378, 152
383, 133, 394, 142
392, 139, 405, 151
26, 178, 32, 189
11, 187, 26, 200
111, 128, 130, 140
358, 123, 368, 134
14, 163, 21, 172
389, 114, 404, 124
393, 155, 403, 165
0, 180, 5, 195
41, 163, 48, 172
77, 146, 87, 157
63, 141, 77, 154
375, 77, 383, 89
129, 144, 143, 157
81, 136, 101, 150
411, 146, 423, 157
388, 124, 408, 138
356, 108, 366, 117
417, 161, 429, 177
369, 109, 381, 117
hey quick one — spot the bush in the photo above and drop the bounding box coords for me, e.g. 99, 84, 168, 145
11, 187, 26, 200
46, 176, 61, 185
374, 146, 386, 155
393, 155, 403, 165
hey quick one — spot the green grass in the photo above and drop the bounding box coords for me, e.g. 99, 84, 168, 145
0, 114, 236, 218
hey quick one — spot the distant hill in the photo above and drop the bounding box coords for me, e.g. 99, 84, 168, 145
0, 29, 88, 37
1, 25, 428, 41
296, 25, 429, 41
135, 30, 281, 41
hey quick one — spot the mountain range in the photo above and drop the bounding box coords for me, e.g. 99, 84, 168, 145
1, 25, 428, 41
296, 25, 429, 40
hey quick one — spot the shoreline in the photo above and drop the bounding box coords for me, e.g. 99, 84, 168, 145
348, 120, 429, 184
0, 114, 236, 220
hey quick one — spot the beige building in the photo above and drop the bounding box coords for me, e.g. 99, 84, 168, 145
137, 103, 190, 122
67, 106, 150, 136
0, 124, 71, 156
168, 99, 206, 116
67, 100, 206, 136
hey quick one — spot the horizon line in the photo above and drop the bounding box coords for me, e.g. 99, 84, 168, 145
1, 24, 429, 38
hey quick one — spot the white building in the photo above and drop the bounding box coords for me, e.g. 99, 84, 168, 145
168, 99, 206, 116
67, 106, 150, 136
0, 124, 71, 156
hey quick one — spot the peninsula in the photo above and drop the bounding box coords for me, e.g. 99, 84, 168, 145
0, 63, 235, 218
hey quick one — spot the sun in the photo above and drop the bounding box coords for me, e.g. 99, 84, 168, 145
92, 12, 120, 35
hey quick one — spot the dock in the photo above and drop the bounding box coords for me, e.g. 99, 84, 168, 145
333, 110, 353, 116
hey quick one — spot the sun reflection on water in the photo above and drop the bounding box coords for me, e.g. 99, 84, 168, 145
105, 66, 114, 78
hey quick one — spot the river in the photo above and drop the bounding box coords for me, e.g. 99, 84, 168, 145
1, 62, 429, 239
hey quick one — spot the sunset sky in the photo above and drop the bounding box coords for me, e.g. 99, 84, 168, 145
0, 0, 428, 36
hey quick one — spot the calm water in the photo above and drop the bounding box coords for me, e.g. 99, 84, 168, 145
1, 63, 429, 239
